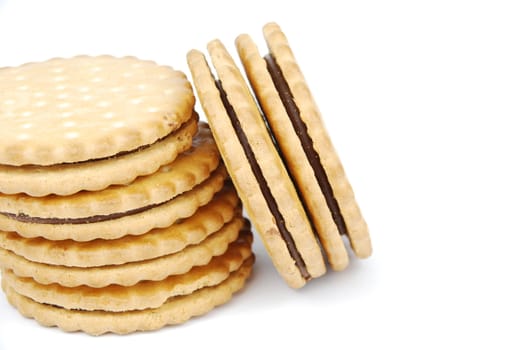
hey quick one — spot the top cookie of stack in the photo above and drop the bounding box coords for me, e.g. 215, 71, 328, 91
0, 55, 196, 197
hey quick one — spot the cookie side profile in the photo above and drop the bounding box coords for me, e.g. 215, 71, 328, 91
0, 55, 195, 166
0, 110, 198, 197
0, 216, 244, 288
255, 23, 372, 259
236, 33, 350, 271
0, 165, 227, 241
187, 47, 325, 288
1, 231, 253, 311
0, 55, 256, 334
0, 186, 240, 267
1, 256, 253, 335
0, 123, 219, 218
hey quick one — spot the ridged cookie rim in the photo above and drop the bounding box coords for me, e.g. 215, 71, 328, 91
235, 33, 350, 270
0, 55, 195, 166
0, 164, 227, 241
187, 50, 303, 288
0, 219, 247, 288
2, 237, 253, 312
0, 122, 220, 218
1, 256, 253, 335
0, 187, 240, 267
192, 40, 325, 285
0, 114, 198, 197
263, 23, 372, 258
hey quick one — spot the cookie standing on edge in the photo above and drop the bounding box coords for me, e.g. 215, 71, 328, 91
188, 42, 327, 289
188, 23, 372, 288
0, 55, 197, 197
236, 23, 372, 267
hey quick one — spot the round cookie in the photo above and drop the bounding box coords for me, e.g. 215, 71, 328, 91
0, 165, 228, 241
0, 55, 256, 336
0, 55, 194, 166
257, 23, 372, 260
1, 256, 253, 335
236, 30, 362, 269
1, 233, 253, 312
0, 123, 220, 219
0, 116, 198, 197
187, 41, 326, 288
0, 55, 197, 196
0, 216, 246, 288
0, 186, 240, 267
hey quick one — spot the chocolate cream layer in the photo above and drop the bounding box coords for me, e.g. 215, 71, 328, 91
215, 80, 311, 281
264, 54, 348, 237
0, 116, 199, 225
0, 201, 163, 225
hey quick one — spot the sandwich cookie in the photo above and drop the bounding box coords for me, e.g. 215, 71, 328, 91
0, 124, 227, 241
0, 54, 255, 333
188, 23, 372, 287
235, 23, 371, 267
0, 186, 241, 267
0, 55, 196, 196
1, 259, 253, 336
0, 195, 245, 288
188, 42, 326, 288
1, 232, 253, 312
1, 229, 254, 335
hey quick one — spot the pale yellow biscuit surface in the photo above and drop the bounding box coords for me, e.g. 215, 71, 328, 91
0, 217, 245, 287
0, 164, 227, 241
0, 122, 220, 218
1, 257, 253, 335
236, 33, 350, 270
263, 22, 372, 259
1, 232, 253, 311
0, 187, 240, 267
188, 42, 325, 288
0, 55, 194, 166
0, 114, 198, 197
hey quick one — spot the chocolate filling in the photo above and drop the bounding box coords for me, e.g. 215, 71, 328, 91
74, 114, 197, 165
0, 116, 200, 225
215, 80, 311, 281
0, 200, 167, 225
264, 54, 348, 237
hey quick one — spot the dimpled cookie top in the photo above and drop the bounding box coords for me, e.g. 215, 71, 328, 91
0, 55, 195, 166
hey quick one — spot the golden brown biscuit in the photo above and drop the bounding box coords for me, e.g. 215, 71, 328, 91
1, 230, 253, 311
0, 165, 228, 241
188, 42, 326, 288
0, 123, 219, 219
256, 23, 372, 260
1, 255, 253, 335
0, 55, 194, 166
0, 56, 197, 197
0, 216, 245, 288
0, 186, 240, 267
187, 22, 372, 287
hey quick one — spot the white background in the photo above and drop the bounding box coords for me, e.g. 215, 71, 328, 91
0, 0, 522, 348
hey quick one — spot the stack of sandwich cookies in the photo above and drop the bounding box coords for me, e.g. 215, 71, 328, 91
0, 55, 197, 197
0, 56, 254, 335
188, 44, 325, 288
187, 23, 371, 288
236, 24, 372, 264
